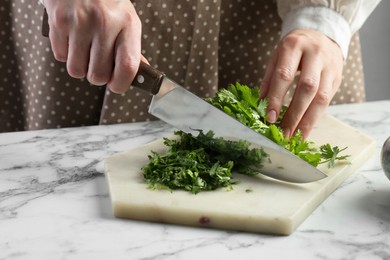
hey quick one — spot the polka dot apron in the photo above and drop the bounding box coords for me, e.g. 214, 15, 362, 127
0, 0, 365, 132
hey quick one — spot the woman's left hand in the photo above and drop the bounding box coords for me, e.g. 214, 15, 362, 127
261, 28, 344, 139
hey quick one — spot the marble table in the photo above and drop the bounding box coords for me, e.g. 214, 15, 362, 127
1, 101, 390, 260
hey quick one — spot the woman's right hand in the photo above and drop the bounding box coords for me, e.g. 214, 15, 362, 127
42, 0, 142, 93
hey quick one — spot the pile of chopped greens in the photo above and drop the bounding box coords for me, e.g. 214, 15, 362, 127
141, 82, 349, 194
142, 130, 268, 194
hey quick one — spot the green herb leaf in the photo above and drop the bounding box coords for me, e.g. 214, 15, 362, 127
319, 144, 350, 168
205, 82, 350, 168
142, 82, 350, 194
142, 130, 267, 194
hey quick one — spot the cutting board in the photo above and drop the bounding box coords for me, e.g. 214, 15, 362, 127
104, 114, 375, 235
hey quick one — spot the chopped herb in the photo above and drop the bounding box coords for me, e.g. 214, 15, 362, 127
142, 130, 267, 194
141, 82, 350, 194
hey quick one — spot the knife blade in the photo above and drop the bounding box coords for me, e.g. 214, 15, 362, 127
132, 62, 327, 183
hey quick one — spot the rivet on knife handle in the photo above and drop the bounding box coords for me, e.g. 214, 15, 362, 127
132, 62, 165, 95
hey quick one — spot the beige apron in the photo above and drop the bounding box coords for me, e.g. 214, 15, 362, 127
0, 0, 365, 132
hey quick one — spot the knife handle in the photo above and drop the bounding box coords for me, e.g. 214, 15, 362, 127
41, 9, 164, 95
42, 8, 49, 37
132, 62, 165, 95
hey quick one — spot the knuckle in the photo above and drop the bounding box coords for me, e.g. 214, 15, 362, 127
282, 31, 325, 56
107, 81, 127, 94
300, 77, 319, 93
90, 5, 110, 30
67, 64, 86, 79
311, 42, 323, 56
276, 66, 294, 82
50, 9, 87, 30
108, 57, 139, 93
282, 34, 300, 49
87, 70, 110, 86
314, 91, 331, 106
53, 51, 67, 62
51, 9, 72, 28
117, 56, 139, 76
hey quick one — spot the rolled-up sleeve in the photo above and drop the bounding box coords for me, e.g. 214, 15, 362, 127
276, 0, 381, 58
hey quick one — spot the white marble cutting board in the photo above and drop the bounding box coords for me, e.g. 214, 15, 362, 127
104, 114, 376, 235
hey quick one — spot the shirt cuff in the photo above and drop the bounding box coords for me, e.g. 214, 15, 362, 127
281, 6, 351, 59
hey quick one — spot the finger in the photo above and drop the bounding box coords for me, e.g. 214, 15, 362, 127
260, 51, 277, 99
66, 29, 92, 79
87, 32, 115, 86
107, 21, 142, 93
279, 54, 322, 137
265, 45, 302, 123
294, 70, 336, 139
47, 17, 68, 62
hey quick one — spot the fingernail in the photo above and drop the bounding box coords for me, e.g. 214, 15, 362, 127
267, 110, 277, 123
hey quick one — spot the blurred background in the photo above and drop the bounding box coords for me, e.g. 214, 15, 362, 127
359, 0, 390, 101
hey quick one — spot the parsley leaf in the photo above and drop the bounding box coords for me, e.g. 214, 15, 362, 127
319, 144, 350, 168
142, 130, 267, 194
142, 82, 350, 194
206, 82, 350, 168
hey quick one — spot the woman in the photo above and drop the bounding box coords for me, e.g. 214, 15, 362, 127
0, 0, 381, 136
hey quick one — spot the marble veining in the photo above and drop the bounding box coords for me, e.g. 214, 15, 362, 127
1, 101, 390, 260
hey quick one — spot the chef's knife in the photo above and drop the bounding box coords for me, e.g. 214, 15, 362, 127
132, 62, 327, 183
41, 12, 326, 183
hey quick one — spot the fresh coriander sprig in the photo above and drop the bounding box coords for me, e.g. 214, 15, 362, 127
319, 144, 350, 168
206, 82, 350, 167
142, 82, 350, 194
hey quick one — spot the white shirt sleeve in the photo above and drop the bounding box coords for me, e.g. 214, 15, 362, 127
276, 0, 382, 58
